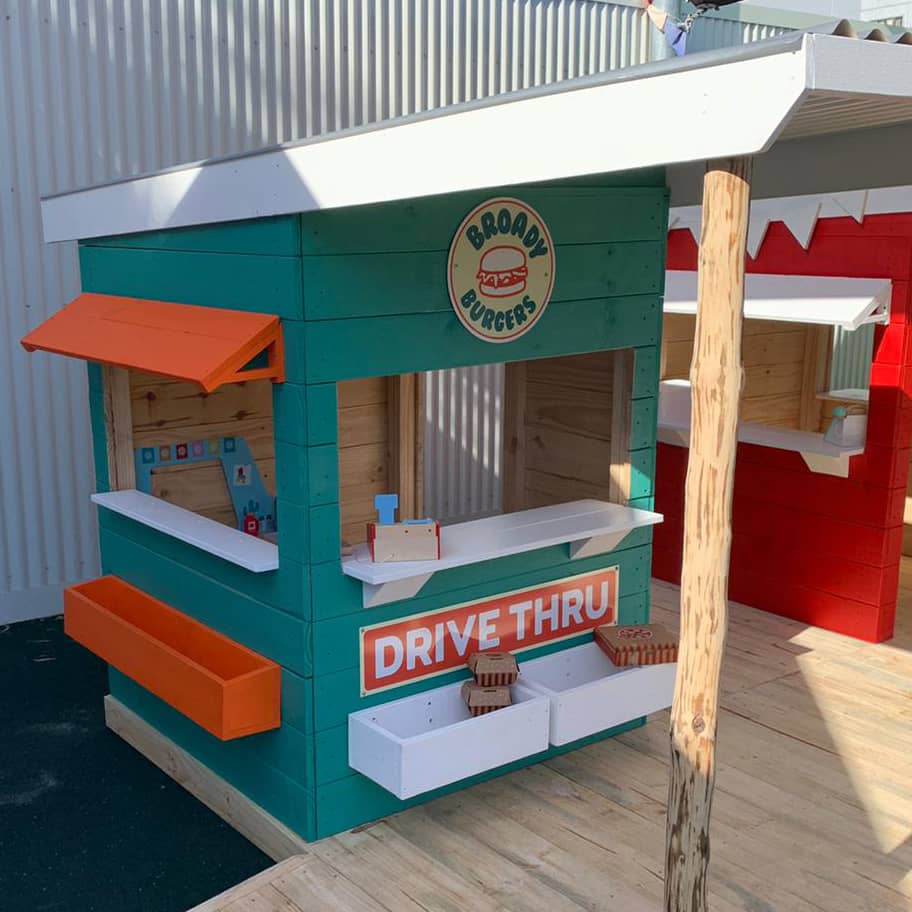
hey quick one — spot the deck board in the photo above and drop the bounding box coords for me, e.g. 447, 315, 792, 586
188, 569, 912, 912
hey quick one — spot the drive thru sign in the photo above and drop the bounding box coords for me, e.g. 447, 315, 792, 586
359, 567, 618, 695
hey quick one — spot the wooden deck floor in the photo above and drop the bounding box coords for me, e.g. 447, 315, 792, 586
190, 570, 912, 912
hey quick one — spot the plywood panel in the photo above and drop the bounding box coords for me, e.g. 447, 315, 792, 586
661, 315, 812, 430
525, 351, 614, 392
129, 372, 275, 526
502, 350, 629, 512
338, 378, 389, 547
524, 380, 613, 440
150, 459, 276, 527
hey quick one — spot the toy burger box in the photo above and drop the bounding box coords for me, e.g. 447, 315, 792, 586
461, 682, 512, 717
467, 651, 519, 686
594, 623, 678, 667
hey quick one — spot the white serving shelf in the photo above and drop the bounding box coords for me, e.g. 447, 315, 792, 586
341, 500, 663, 608
92, 489, 279, 573
348, 680, 550, 799
519, 641, 676, 746
658, 379, 865, 478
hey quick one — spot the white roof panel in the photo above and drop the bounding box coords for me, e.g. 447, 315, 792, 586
663, 270, 891, 331
40, 31, 912, 242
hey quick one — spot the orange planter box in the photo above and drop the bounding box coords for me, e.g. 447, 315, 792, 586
64, 576, 280, 740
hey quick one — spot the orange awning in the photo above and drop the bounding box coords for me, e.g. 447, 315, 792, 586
21, 293, 284, 393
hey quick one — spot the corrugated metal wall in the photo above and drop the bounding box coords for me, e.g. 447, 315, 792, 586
0, 0, 654, 622
830, 324, 876, 393
686, 16, 789, 53
8, 1, 852, 620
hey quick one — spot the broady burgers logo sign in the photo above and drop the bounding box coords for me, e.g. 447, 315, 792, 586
447, 197, 555, 343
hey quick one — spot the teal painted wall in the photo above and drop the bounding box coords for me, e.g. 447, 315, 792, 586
79, 170, 668, 842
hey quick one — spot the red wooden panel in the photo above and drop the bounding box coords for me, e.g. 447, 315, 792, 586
727, 569, 889, 642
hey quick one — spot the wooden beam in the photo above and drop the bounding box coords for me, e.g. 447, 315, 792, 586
104, 696, 309, 861
609, 349, 633, 505
387, 374, 422, 519
501, 362, 527, 514
103, 365, 135, 491
665, 157, 752, 912
798, 324, 831, 431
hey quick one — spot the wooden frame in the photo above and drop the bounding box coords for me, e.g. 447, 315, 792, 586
386, 374, 424, 519
798, 324, 832, 431
337, 374, 424, 548
103, 365, 136, 491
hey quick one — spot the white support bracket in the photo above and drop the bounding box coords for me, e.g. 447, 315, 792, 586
568, 530, 631, 561
800, 451, 853, 478
360, 574, 433, 609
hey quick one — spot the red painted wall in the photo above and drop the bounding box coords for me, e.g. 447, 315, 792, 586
654, 215, 912, 642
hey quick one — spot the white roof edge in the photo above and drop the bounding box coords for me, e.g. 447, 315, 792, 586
663, 270, 891, 331
39, 33, 912, 243
41, 37, 814, 243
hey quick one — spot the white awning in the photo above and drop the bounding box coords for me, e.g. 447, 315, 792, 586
663, 271, 891, 331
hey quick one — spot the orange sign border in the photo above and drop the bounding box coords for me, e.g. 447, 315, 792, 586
359, 566, 619, 696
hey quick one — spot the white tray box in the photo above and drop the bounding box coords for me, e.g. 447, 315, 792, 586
519, 642, 676, 746
348, 681, 550, 799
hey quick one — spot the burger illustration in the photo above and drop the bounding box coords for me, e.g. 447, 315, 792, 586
476, 245, 528, 298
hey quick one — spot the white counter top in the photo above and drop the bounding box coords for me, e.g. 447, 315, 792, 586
342, 499, 662, 607
658, 379, 864, 476
92, 489, 279, 573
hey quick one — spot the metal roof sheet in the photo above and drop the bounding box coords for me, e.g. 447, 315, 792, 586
40, 28, 912, 242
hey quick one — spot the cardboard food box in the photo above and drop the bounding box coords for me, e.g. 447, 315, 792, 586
367, 520, 441, 562
467, 651, 519, 686
593, 623, 679, 667
461, 681, 512, 717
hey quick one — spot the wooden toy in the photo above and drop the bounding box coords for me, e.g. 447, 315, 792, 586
593, 623, 679, 667
134, 434, 276, 535
367, 494, 441, 562
461, 681, 512, 717
467, 651, 519, 686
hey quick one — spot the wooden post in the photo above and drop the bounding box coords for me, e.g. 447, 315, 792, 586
103, 365, 136, 491
664, 157, 752, 912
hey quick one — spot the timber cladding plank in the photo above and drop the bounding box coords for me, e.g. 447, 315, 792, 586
98, 528, 311, 676
80, 214, 301, 256
336, 377, 389, 548
662, 313, 812, 430
725, 567, 890, 641
128, 372, 277, 523
109, 671, 313, 789
105, 690, 317, 848
87, 363, 113, 492
78, 245, 304, 319
309, 543, 652, 680
312, 593, 648, 731
302, 241, 663, 320
299, 186, 667, 255
292, 294, 661, 383
94, 507, 309, 615
307, 523, 657, 623
103, 366, 135, 491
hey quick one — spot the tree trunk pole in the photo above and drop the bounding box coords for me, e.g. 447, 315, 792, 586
664, 157, 752, 912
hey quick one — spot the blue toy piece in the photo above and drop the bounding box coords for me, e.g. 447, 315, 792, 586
374, 493, 399, 526
134, 436, 276, 534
